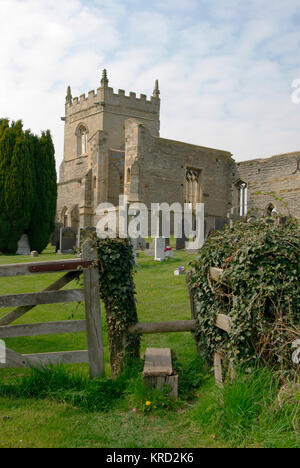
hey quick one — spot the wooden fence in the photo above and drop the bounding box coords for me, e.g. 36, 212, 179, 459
0, 241, 228, 387
0, 240, 104, 379
128, 267, 230, 388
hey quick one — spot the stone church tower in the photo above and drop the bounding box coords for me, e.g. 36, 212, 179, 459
57, 69, 300, 233
57, 70, 161, 230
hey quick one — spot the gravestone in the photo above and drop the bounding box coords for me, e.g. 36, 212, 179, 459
16, 234, 31, 255
227, 208, 242, 227
78, 227, 96, 247
176, 237, 185, 250
164, 246, 174, 259
174, 266, 185, 276
59, 227, 77, 254
50, 223, 63, 252
131, 236, 146, 251
175, 219, 189, 250
155, 237, 166, 261
215, 218, 229, 231
129, 238, 139, 266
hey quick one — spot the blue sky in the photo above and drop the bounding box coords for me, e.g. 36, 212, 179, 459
1, 0, 300, 168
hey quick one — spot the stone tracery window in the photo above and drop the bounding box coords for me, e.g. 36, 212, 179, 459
185, 168, 201, 210
77, 124, 88, 156
234, 180, 248, 216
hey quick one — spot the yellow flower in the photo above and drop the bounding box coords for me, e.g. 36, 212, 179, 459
145, 401, 151, 406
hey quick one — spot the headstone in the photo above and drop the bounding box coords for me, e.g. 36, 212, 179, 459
155, 237, 165, 261
174, 266, 185, 276
164, 246, 174, 259
78, 227, 96, 247
131, 236, 146, 251
31, 251, 39, 257
176, 237, 185, 250
59, 227, 77, 254
16, 234, 31, 255
175, 219, 189, 250
130, 238, 139, 266
227, 208, 242, 227
50, 223, 63, 250
215, 218, 229, 231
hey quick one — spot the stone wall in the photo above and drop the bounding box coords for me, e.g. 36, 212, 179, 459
124, 119, 234, 232
237, 151, 300, 217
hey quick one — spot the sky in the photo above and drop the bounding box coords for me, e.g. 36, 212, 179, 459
1, 0, 300, 169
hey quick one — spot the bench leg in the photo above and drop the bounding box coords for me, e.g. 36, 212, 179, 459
143, 374, 178, 400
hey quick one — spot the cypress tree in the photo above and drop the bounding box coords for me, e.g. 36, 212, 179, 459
0, 120, 57, 254
0, 123, 20, 251
4, 132, 34, 253
28, 130, 57, 252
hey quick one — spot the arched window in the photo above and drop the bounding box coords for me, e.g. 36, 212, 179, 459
61, 207, 69, 227
77, 125, 88, 156
266, 203, 277, 216
70, 205, 79, 232
127, 168, 131, 183
234, 180, 248, 216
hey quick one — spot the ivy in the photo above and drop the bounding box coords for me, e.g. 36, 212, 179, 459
188, 218, 300, 372
88, 235, 140, 376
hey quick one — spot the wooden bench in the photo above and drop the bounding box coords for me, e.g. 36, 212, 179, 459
142, 348, 178, 399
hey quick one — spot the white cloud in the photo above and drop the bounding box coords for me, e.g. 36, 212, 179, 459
0, 0, 300, 172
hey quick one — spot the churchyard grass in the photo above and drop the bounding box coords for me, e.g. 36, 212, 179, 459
0, 245, 298, 448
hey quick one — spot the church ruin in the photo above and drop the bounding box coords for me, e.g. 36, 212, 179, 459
57, 70, 300, 233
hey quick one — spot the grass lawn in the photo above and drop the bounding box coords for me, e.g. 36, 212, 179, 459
0, 244, 298, 448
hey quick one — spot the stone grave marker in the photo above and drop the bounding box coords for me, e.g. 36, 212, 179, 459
215, 218, 229, 231
78, 227, 96, 247
155, 237, 166, 261
50, 223, 63, 252
59, 227, 77, 254
227, 208, 242, 227
164, 246, 174, 259
16, 234, 31, 255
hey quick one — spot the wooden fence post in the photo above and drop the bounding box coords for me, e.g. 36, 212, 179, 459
82, 239, 105, 379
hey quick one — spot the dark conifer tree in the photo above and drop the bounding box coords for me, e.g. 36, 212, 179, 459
4, 131, 34, 252
0, 120, 57, 253
0, 123, 20, 251
28, 130, 57, 252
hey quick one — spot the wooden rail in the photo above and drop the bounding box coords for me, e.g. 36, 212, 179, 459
0, 271, 81, 326
0, 320, 86, 339
0, 289, 84, 308
128, 314, 231, 335
0, 259, 93, 277
0, 240, 104, 379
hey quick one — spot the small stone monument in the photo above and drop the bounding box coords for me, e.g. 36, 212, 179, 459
78, 227, 96, 247
31, 251, 39, 257
155, 237, 166, 261
59, 227, 77, 254
174, 266, 185, 276
16, 234, 31, 255
164, 246, 174, 259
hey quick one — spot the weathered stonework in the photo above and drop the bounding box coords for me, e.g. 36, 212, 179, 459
236, 152, 300, 217
57, 70, 300, 232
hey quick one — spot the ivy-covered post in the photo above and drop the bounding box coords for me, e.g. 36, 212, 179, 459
96, 237, 140, 376
82, 239, 105, 379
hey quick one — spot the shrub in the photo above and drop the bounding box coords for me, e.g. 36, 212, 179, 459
188, 218, 300, 371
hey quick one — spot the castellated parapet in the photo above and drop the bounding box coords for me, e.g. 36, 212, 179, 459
66, 87, 160, 116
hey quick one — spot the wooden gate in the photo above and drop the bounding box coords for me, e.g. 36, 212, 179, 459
0, 240, 104, 379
